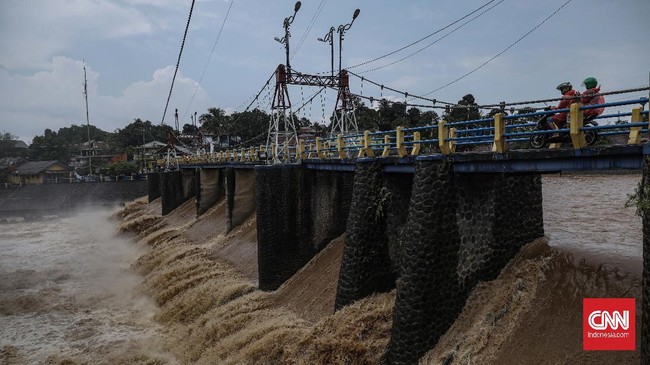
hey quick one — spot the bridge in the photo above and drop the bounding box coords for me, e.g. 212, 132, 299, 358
148, 95, 650, 364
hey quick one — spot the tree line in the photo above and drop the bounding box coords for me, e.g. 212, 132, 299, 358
4, 92, 506, 163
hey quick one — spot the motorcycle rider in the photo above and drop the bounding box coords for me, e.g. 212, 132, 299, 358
580, 76, 605, 119
548, 82, 579, 130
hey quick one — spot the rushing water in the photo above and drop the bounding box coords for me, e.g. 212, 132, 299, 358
0, 209, 174, 364
542, 173, 643, 274
0, 174, 643, 364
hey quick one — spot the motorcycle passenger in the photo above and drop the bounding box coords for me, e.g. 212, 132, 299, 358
580, 76, 605, 120
548, 82, 579, 130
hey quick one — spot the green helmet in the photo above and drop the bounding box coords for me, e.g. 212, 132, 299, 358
582, 77, 598, 89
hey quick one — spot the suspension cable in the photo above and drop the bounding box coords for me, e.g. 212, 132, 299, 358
182, 0, 234, 122
161, 0, 196, 125
423, 0, 574, 96
292, 0, 328, 59
358, 0, 504, 74
346, 0, 497, 70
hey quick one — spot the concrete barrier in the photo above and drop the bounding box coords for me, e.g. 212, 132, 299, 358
384, 159, 544, 364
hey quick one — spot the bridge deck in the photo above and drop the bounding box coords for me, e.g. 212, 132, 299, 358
181, 144, 648, 174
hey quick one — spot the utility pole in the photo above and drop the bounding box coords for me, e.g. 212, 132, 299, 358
332, 9, 360, 136
83, 62, 92, 178
269, 1, 302, 162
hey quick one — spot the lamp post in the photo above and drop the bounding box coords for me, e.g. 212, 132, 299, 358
337, 9, 360, 76
274, 1, 301, 75
317, 26, 335, 79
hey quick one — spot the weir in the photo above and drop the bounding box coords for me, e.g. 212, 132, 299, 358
152, 144, 649, 364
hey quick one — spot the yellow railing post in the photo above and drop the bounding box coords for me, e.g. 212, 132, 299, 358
296, 140, 304, 159
569, 103, 587, 149
382, 135, 391, 157
337, 134, 346, 158
628, 107, 644, 144
271, 144, 277, 160
396, 126, 407, 157
307, 143, 315, 159
492, 113, 508, 152
358, 130, 375, 158
438, 120, 452, 154
316, 137, 326, 159
411, 131, 421, 156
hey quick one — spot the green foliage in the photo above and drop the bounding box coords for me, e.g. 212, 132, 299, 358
106, 161, 138, 176
110, 118, 172, 152
367, 186, 391, 222
626, 179, 650, 217
1, 131, 18, 141
30, 128, 73, 161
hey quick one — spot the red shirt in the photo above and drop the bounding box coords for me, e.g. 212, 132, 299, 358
580, 86, 605, 117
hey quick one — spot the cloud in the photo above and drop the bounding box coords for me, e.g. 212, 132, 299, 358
0, 57, 211, 142
0, 1, 153, 69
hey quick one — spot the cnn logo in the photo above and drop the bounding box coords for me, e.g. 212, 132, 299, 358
587, 310, 629, 330
583, 298, 635, 351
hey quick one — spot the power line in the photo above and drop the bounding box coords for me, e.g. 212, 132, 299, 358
182, 0, 234, 122
358, 0, 504, 74
423, 0, 573, 96
161, 0, 196, 125
292, 0, 328, 59
346, 0, 498, 70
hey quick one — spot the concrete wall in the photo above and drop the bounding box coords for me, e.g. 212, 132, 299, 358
225, 168, 256, 231
335, 161, 405, 309
643, 157, 650, 364
0, 180, 147, 218
384, 159, 544, 365
196, 168, 224, 215
255, 165, 354, 291
160, 171, 185, 216
147, 172, 161, 203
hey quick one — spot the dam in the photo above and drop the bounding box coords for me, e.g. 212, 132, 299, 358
131, 144, 647, 364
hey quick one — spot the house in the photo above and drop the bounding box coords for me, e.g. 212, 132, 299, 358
0, 157, 27, 184
0, 140, 29, 158
8, 161, 73, 185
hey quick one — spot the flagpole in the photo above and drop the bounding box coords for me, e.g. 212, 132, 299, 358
83, 62, 92, 178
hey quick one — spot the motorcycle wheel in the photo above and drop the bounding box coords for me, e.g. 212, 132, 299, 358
585, 130, 597, 146
530, 134, 546, 149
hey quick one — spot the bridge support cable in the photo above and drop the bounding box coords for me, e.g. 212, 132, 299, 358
161, 0, 196, 125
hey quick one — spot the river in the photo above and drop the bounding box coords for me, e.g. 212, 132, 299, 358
0, 173, 643, 364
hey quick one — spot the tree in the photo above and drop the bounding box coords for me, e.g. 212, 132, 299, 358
107, 161, 138, 176
182, 123, 199, 134
111, 118, 172, 154
30, 129, 73, 161
57, 124, 110, 144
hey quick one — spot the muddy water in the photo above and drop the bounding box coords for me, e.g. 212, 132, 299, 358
0, 174, 644, 365
542, 173, 642, 274
0, 209, 174, 364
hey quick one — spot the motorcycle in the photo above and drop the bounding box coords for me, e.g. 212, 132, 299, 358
529, 113, 598, 148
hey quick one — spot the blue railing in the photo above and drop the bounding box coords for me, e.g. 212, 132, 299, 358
176, 96, 649, 164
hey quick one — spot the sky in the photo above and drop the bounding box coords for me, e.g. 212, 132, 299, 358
0, 0, 649, 143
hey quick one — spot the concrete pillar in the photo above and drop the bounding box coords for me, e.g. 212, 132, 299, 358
310, 170, 355, 251
385, 159, 543, 364
225, 168, 256, 231
641, 157, 650, 365
255, 165, 355, 291
256, 165, 313, 291
196, 168, 224, 216
180, 168, 195, 201
147, 172, 161, 202
160, 171, 185, 216
335, 160, 397, 310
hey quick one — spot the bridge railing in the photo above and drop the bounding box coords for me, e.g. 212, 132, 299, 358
174, 96, 648, 165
